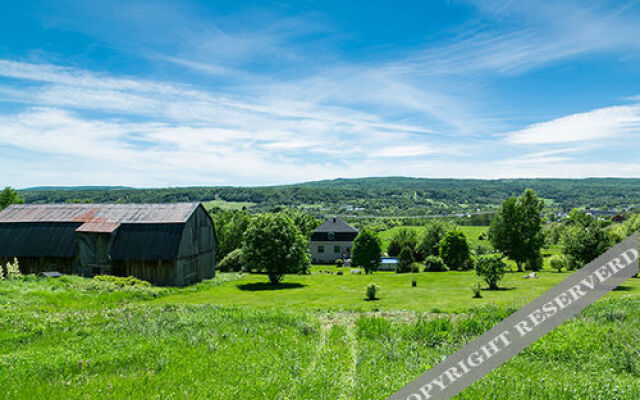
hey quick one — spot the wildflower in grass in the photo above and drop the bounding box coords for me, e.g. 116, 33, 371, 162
6, 257, 22, 279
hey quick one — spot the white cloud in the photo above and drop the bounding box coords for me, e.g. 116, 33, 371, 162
506, 105, 640, 144
371, 145, 435, 158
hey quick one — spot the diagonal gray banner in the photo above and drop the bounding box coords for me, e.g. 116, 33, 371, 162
387, 232, 639, 400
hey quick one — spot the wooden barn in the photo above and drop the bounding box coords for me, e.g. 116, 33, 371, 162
0, 203, 215, 286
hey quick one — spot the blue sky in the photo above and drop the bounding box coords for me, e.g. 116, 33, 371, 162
1, 0, 640, 187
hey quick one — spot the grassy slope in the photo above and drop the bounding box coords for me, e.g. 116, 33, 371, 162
1, 275, 638, 399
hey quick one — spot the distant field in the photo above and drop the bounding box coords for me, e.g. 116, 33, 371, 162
378, 225, 491, 252
202, 199, 255, 210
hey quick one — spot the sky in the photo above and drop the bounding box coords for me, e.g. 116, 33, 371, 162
1, 0, 640, 187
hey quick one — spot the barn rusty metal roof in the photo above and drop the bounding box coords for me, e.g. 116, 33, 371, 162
0, 203, 200, 232
0, 222, 80, 258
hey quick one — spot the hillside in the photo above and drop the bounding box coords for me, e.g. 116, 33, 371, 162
19, 177, 640, 216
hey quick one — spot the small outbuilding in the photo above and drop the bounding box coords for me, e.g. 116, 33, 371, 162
0, 203, 215, 286
309, 217, 359, 263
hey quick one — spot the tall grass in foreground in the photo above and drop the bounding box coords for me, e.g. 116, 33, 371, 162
0, 276, 638, 399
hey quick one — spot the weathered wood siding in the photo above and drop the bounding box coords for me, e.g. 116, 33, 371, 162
176, 205, 216, 286
111, 259, 178, 285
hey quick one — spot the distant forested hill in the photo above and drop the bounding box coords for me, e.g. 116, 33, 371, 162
19, 177, 640, 215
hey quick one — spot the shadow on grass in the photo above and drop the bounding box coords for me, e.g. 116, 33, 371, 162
613, 285, 634, 292
481, 286, 516, 291
236, 282, 307, 291
364, 298, 380, 301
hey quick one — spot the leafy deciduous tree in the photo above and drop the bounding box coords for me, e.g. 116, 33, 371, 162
416, 220, 453, 260
489, 189, 544, 272
241, 214, 309, 284
0, 187, 24, 210
352, 228, 382, 274
396, 246, 414, 273
387, 228, 417, 258
439, 230, 471, 270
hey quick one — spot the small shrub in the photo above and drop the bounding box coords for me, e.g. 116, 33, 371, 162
93, 275, 151, 288
412, 278, 417, 287
476, 253, 507, 290
336, 270, 343, 276
410, 263, 420, 273
335, 259, 344, 268
471, 282, 482, 298
549, 255, 567, 273
365, 283, 379, 300
5, 258, 22, 280
423, 256, 448, 272
218, 249, 244, 272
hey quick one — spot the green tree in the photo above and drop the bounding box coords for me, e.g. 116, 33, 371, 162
241, 214, 309, 284
396, 246, 414, 273
213, 210, 251, 260
217, 248, 244, 272
387, 228, 417, 257
476, 253, 507, 290
439, 230, 471, 270
416, 220, 452, 260
561, 222, 610, 269
283, 209, 322, 237
489, 189, 544, 272
0, 187, 25, 210
352, 228, 382, 274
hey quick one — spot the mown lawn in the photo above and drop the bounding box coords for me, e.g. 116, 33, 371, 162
156, 268, 640, 312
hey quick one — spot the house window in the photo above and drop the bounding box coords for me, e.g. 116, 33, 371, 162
318, 245, 324, 254
334, 246, 341, 253
328, 232, 335, 240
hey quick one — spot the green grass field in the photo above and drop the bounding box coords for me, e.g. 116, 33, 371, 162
378, 225, 491, 252
202, 199, 255, 210
1, 267, 639, 399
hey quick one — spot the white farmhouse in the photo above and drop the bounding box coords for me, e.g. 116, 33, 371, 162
309, 217, 359, 263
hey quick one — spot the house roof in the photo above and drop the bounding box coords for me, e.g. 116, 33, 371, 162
313, 217, 358, 233
0, 203, 200, 232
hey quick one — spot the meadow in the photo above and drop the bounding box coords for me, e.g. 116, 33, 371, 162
1, 264, 639, 399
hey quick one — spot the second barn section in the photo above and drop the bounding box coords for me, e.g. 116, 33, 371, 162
0, 202, 215, 286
